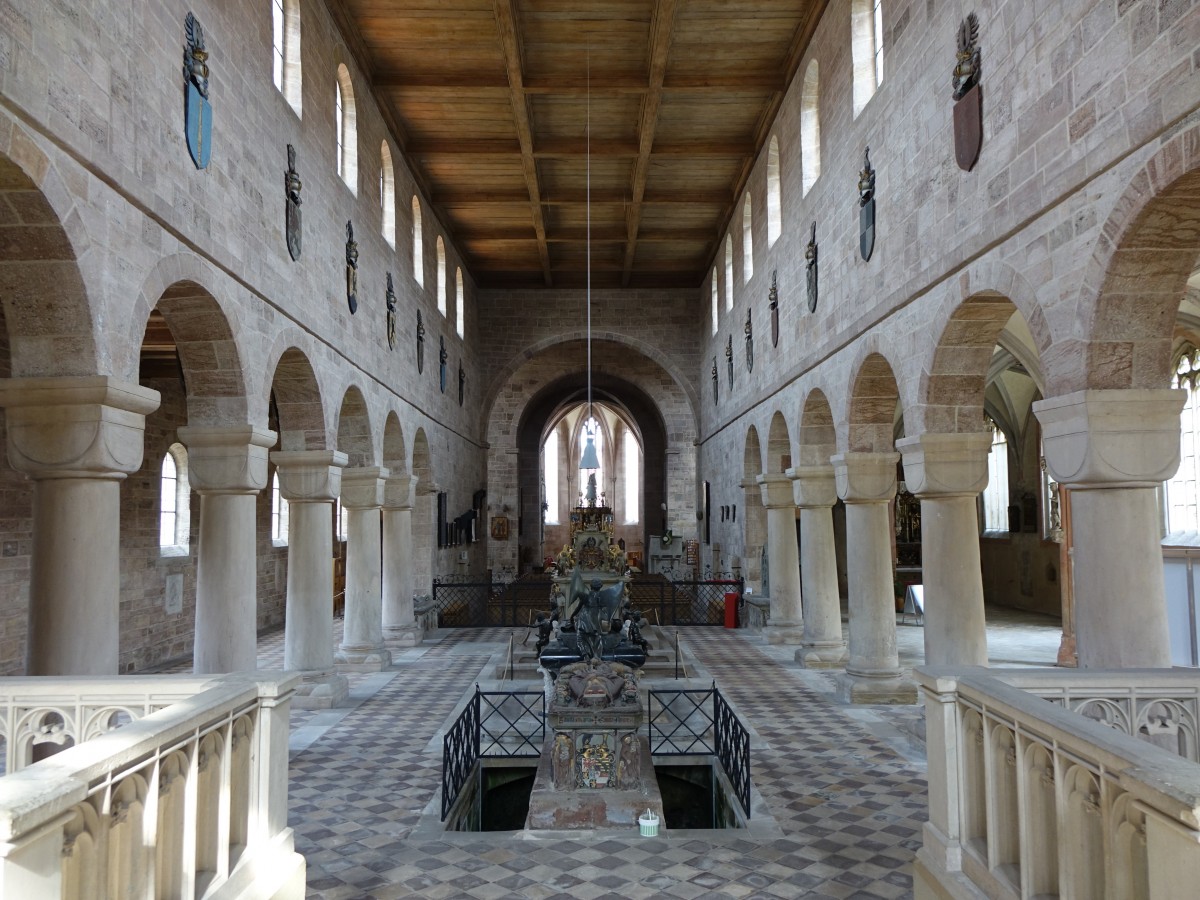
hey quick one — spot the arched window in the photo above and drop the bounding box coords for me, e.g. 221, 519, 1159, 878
455, 268, 465, 337
271, 0, 302, 115
334, 497, 348, 541
767, 136, 782, 246
160, 443, 191, 554
271, 471, 289, 545
982, 421, 1010, 532
724, 234, 734, 311
543, 429, 559, 525
1165, 349, 1200, 534
623, 430, 640, 524
412, 196, 424, 286
801, 61, 821, 195
436, 237, 447, 316
380, 142, 396, 246
742, 194, 754, 284
711, 268, 719, 336
852, 0, 885, 116
335, 64, 357, 192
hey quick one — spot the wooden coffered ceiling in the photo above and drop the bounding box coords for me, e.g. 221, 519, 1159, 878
331, 0, 827, 289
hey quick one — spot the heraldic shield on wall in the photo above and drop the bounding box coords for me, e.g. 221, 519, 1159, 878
183, 12, 212, 169
953, 13, 983, 172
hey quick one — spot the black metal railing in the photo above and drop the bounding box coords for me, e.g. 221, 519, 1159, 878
441, 685, 545, 820
489, 575, 553, 626
630, 577, 743, 626
714, 689, 750, 816
648, 685, 751, 817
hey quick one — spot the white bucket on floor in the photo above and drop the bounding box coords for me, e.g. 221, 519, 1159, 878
638, 811, 659, 837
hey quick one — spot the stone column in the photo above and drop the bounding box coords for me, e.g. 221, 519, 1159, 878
788, 465, 846, 667
739, 477, 766, 593
383, 473, 422, 647
179, 426, 276, 674
757, 474, 804, 643
897, 432, 992, 667
413, 479, 439, 600
0, 377, 160, 675
336, 466, 392, 671
271, 450, 349, 708
1034, 389, 1185, 668
832, 452, 916, 704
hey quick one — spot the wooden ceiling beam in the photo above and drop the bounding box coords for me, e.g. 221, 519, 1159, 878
492, 0, 553, 286
433, 188, 729, 206
463, 225, 715, 244
621, 0, 681, 287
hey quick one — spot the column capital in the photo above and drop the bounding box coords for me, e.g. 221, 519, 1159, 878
739, 477, 760, 493
786, 465, 837, 508
271, 450, 348, 502
342, 466, 390, 509
416, 478, 440, 496
0, 376, 160, 479
178, 425, 277, 494
896, 432, 992, 498
831, 452, 899, 504
756, 473, 796, 509
1033, 388, 1187, 488
383, 474, 415, 509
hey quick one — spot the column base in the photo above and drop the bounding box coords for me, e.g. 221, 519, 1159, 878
1056, 632, 1078, 668
291, 671, 350, 709
763, 621, 805, 645
384, 623, 424, 648
334, 644, 392, 672
835, 671, 917, 705
795, 641, 847, 668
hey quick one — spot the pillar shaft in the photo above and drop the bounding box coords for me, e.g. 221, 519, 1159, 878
382, 475, 420, 645
180, 426, 276, 675
833, 452, 915, 704
897, 432, 992, 668
789, 466, 845, 667
272, 450, 349, 707
758, 474, 802, 643
0, 377, 160, 675
1035, 389, 1186, 668
337, 467, 391, 670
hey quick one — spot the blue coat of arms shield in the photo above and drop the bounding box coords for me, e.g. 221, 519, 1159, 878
185, 82, 212, 169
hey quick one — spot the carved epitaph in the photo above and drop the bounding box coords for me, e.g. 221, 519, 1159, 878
858, 147, 876, 262
183, 12, 212, 169
345, 221, 358, 314
805, 222, 818, 313
439, 336, 447, 393
284, 144, 302, 261
385, 273, 397, 350
952, 13, 983, 172
416, 310, 425, 373
769, 270, 779, 348
744, 308, 754, 373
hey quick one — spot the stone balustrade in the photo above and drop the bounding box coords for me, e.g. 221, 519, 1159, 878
0, 673, 304, 899
915, 667, 1200, 900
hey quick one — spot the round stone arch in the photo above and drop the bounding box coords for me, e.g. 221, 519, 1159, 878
382, 411, 408, 478
798, 387, 838, 466
335, 385, 376, 469
128, 263, 250, 427
0, 127, 100, 378
766, 410, 793, 474
1075, 122, 1200, 392
912, 289, 1046, 437
844, 347, 907, 453
479, 329, 699, 438
262, 340, 329, 451
410, 426, 438, 596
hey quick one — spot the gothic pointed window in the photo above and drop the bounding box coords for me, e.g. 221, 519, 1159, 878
623, 430, 640, 524
335, 65, 357, 192
412, 196, 424, 286
711, 268, 719, 336
725, 235, 734, 311
436, 237, 447, 316
455, 268, 465, 337
543, 429, 560, 525
1165, 348, 1200, 535
271, 471, 289, 545
982, 419, 1010, 532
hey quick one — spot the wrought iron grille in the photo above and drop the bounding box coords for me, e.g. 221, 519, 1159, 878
478, 690, 544, 757
714, 688, 751, 817
648, 687, 716, 755
488, 575, 553, 626
648, 685, 750, 818
431, 578, 492, 627
629, 577, 742, 625
441, 689, 479, 820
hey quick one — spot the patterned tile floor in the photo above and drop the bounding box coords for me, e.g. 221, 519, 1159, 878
242, 606, 1063, 899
